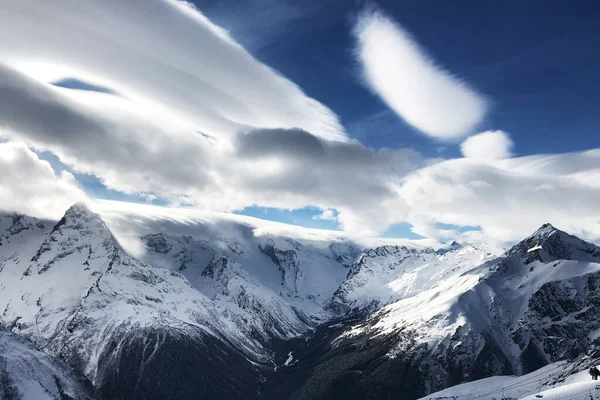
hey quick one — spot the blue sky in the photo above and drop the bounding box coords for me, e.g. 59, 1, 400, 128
202, 0, 600, 157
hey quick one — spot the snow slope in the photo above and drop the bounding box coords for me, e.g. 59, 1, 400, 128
328, 243, 494, 313
421, 361, 600, 400
0, 329, 93, 400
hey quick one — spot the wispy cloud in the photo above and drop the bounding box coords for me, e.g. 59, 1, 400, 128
461, 130, 514, 160
0, 0, 345, 142
353, 7, 488, 139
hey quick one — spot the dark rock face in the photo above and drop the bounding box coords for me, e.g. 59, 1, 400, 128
328, 242, 361, 268
142, 233, 172, 254
7, 214, 39, 235
259, 319, 511, 400
258, 243, 301, 294
0, 213, 46, 247
513, 272, 600, 373
507, 223, 600, 265
94, 326, 264, 400
436, 241, 463, 256
201, 255, 230, 279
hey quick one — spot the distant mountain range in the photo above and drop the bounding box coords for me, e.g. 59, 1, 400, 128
1, 203, 600, 399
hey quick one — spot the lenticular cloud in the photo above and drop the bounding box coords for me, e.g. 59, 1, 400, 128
0, 0, 346, 142
354, 8, 488, 139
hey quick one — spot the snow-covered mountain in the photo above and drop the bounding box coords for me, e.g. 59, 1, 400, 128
0, 205, 264, 398
328, 243, 493, 313
286, 223, 600, 399
1, 203, 600, 399
0, 203, 371, 398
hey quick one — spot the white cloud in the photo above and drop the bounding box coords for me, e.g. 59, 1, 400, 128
0, 65, 213, 200
314, 209, 337, 221
3, 62, 600, 246
397, 150, 600, 244
461, 130, 514, 160
0, 65, 423, 235
354, 7, 487, 139
1, 2, 599, 249
0, 0, 345, 142
0, 141, 88, 219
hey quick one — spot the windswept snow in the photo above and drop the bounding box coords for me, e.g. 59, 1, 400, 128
329, 244, 494, 313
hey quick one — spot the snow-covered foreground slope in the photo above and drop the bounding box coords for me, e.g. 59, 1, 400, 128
421, 361, 600, 400
0, 329, 93, 400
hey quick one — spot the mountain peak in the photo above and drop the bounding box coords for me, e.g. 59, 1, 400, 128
436, 240, 462, 255
64, 201, 95, 217
56, 202, 101, 227
509, 223, 600, 264
30, 203, 123, 273
48, 203, 112, 241
530, 223, 558, 237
